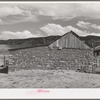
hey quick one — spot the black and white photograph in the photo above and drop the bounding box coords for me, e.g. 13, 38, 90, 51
0, 1, 100, 89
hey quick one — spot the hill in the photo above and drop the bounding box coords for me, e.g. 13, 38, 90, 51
0, 33, 100, 51
0, 36, 61, 51
80, 35, 100, 48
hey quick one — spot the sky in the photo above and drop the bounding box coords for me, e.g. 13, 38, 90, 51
0, 2, 100, 39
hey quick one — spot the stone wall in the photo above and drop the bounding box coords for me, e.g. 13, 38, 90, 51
7, 46, 94, 72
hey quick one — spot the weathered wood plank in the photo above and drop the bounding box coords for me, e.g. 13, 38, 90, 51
49, 31, 90, 49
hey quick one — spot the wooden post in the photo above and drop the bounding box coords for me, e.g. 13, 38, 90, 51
4, 55, 6, 68
43, 37, 46, 45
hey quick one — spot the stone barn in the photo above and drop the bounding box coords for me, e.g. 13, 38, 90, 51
8, 31, 95, 73
48, 31, 95, 73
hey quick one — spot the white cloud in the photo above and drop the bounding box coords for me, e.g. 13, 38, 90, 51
0, 30, 40, 40
1, 3, 100, 24
64, 25, 100, 36
40, 23, 100, 36
77, 21, 90, 29
0, 5, 38, 25
77, 21, 100, 30
1, 23, 100, 40
0, 6, 23, 17
66, 25, 90, 36
0, 10, 38, 25
40, 23, 84, 36
40, 23, 70, 36
91, 24, 100, 30
26, 3, 100, 20
31, 3, 78, 20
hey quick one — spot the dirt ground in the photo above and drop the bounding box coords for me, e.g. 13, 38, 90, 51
0, 69, 100, 88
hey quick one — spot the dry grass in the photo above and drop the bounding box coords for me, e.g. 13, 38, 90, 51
0, 69, 100, 88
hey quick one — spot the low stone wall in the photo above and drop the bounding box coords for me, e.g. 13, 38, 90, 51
7, 46, 94, 72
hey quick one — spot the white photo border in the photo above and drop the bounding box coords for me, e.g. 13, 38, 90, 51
0, 1, 99, 99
